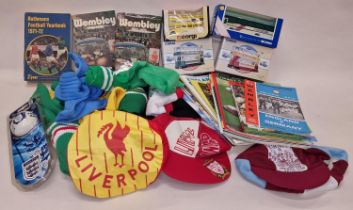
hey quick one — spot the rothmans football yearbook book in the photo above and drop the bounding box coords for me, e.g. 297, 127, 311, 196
72, 10, 116, 67
114, 13, 162, 70
24, 12, 71, 81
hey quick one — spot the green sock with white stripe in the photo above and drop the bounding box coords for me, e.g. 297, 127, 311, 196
85, 66, 114, 91
84, 61, 182, 95
118, 87, 147, 115
47, 122, 78, 175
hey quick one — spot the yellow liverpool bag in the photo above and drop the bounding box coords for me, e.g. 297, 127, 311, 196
67, 87, 167, 198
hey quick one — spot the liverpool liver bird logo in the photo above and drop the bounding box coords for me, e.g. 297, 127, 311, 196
97, 121, 130, 168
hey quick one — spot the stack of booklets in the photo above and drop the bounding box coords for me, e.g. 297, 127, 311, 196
180, 74, 219, 130
213, 73, 316, 147
180, 73, 316, 147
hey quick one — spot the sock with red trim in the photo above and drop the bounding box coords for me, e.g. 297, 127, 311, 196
146, 88, 184, 116
47, 122, 78, 175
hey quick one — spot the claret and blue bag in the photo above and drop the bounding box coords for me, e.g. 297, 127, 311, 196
235, 144, 348, 196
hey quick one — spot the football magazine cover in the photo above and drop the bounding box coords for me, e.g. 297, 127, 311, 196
24, 12, 71, 81
115, 13, 162, 70
72, 10, 116, 67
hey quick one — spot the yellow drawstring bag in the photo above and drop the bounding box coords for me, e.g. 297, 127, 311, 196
67, 87, 167, 198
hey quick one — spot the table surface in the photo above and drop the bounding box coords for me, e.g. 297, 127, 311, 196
1, 0, 353, 209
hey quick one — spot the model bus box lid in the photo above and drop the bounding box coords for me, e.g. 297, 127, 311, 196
163, 6, 210, 41
212, 4, 283, 48
215, 38, 273, 82
24, 12, 71, 81
162, 37, 214, 75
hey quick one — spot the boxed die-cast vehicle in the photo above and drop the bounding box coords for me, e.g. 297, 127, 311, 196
174, 42, 204, 69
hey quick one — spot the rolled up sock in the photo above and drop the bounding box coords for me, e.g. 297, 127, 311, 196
137, 62, 182, 95
85, 66, 114, 91
85, 61, 182, 95
55, 72, 90, 101
55, 53, 106, 123
119, 87, 147, 115
47, 122, 78, 175
146, 88, 184, 116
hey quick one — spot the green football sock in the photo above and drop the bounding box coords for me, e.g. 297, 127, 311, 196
31, 83, 64, 130
47, 122, 78, 175
85, 66, 114, 91
85, 61, 183, 95
119, 87, 147, 115
32, 83, 78, 175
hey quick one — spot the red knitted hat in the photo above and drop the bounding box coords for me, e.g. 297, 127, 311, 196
150, 114, 231, 184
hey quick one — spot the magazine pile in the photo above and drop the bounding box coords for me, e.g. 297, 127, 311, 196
180, 73, 316, 147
